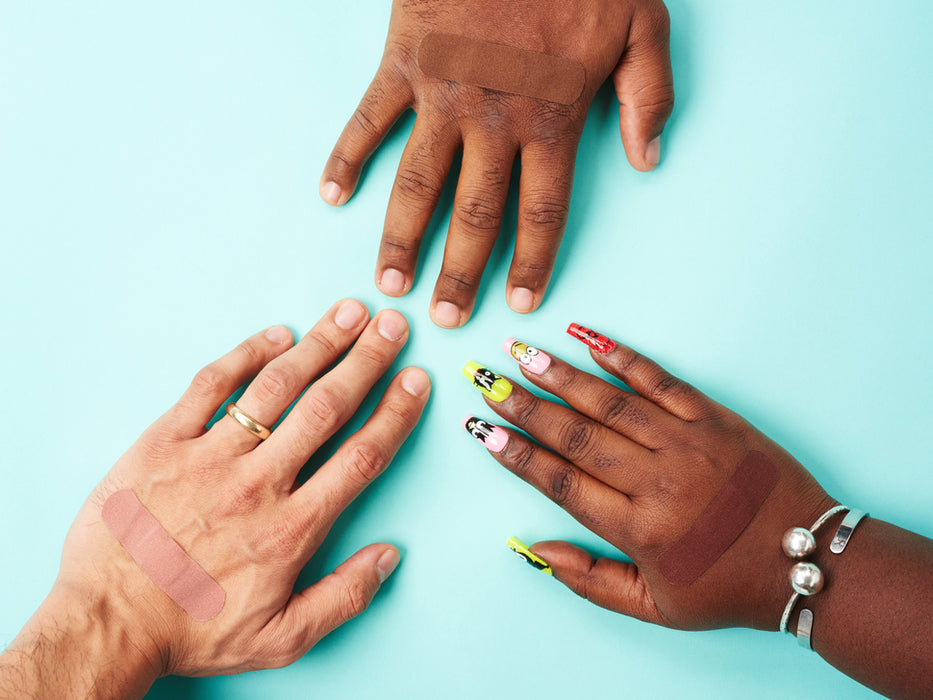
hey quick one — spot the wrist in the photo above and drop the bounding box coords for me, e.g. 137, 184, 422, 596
1, 580, 164, 699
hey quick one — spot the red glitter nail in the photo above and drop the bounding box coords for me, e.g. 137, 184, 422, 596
566, 323, 615, 353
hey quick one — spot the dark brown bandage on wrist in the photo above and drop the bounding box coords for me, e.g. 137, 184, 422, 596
657, 451, 779, 586
417, 32, 586, 105
102, 489, 225, 621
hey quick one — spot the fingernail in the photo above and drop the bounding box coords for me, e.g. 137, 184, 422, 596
321, 180, 342, 206
433, 301, 461, 329
645, 136, 661, 169
461, 362, 512, 402
377, 310, 408, 341
508, 287, 536, 314
567, 323, 616, 354
502, 338, 551, 375
334, 299, 367, 329
401, 367, 430, 397
506, 536, 552, 575
376, 548, 401, 583
264, 325, 290, 344
462, 415, 509, 453
379, 268, 406, 296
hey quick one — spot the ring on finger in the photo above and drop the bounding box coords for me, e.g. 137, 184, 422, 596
225, 403, 272, 441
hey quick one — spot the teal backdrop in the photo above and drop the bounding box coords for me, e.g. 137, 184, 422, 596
2, 2, 931, 698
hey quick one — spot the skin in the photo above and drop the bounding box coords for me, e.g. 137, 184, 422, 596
0, 300, 431, 699
320, 0, 674, 328
480, 334, 933, 699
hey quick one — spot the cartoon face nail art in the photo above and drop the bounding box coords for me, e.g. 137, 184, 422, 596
506, 536, 553, 575
462, 415, 509, 452
502, 337, 551, 375
566, 323, 616, 354
461, 361, 513, 402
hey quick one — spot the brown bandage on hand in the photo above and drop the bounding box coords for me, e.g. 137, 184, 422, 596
417, 32, 586, 105
657, 451, 780, 586
102, 489, 226, 621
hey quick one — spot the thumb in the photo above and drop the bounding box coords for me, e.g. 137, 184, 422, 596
279, 543, 401, 655
612, 4, 675, 172
530, 540, 665, 625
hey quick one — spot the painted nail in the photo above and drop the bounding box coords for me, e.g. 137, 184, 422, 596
645, 136, 661, 169
462, 415, 509, 453
506, 536, 552, 575
567, 323, 616, 354
502, 337, 551, 375
461, 361, 512, 402
321, 180, 342, 206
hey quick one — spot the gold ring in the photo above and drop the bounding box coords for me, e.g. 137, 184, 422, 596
225, 403, 272, 440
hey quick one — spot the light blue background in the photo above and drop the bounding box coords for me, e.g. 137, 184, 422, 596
1, 2, 931, 698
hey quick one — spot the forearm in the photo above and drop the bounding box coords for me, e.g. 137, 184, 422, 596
788, 516, 933, 699
0, 584, 162, 700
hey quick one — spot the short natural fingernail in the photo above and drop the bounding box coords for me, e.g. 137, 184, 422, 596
567, 323, 616, 354
508, 287, 536, 314
433, 301, 462, 329
377, 310, 408, 341
264, 325, 291, 344
321, 180, 343, 206
506, 536, 553, 575
461, 361, 512, 402
462, 415, 509, 453
335, 299, 367, 329
503, 337, 551, 375
645, 137, 661, 169
379, 268, 406, 296
401, 367, 430, 397
376, 547, 401, 583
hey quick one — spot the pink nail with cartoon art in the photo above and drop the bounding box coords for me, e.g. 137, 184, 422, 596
462, 415, 510, 453
502, 338, 551, 375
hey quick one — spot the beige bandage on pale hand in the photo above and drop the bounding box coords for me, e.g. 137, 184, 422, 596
417, 32, 586, 105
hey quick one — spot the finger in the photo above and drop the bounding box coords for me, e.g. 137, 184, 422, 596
430, 136, 515, 328
256, 311, 412, 481
470, 365, 649, 494
612, 3, 675, 172
267, 543, 400, 664
376, 117, 461, 297
164, 325, 294, 439
210, 299, 370, 452
506, 139, 578, 314
290, 366, 430, 530
500, 339, 681, 449
321, 70, 413, 206
529, 540, 665, 624
474, 423, 632, 537
567, 325, 714, 422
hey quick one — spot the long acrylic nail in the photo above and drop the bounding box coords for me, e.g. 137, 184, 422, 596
506, 536, 552, 575
462, 415, 509, 453
567, 323, 616, 354
502, 338, 551, 375
461, 361, 512, 402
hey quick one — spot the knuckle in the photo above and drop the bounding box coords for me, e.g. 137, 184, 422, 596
345, 441, 389, 485
395, 165, 443, 202
304, 328, 342, 359
254, 367, 298, 404
300, 386, 345, 432
549, 464, 579, 507
351, 105, 380, 138
520, 194, 569, 231
328, 148, 360, 175
339, 577, 371, 622
380, 234, 419, 257
557, 418, 597, 460
453, 192, 502, 233
647, 373, 684, 402
509, 439, 539, 478
597, 392, 646, 429
437, 267, 481, 294
545, 363, 578, 393
509, 390, 540, 427
227, 477, 270, 514
190, 363, 227, 398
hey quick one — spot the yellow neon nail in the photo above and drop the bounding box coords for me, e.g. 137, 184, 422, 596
462, 361, 512, 402
507, 536, 552, 575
